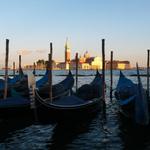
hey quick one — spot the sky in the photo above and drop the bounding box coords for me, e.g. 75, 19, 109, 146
0, 0, 150, 68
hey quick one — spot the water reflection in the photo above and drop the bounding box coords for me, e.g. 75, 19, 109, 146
0, 117, 33, 143
118, 113, 150, 150
48, 117, 95, 150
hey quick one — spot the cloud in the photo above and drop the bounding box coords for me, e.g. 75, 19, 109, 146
36, 49, 47, 53
17, 50, 32, 56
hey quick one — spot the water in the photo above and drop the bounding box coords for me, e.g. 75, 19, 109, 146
0, 69, 149, 150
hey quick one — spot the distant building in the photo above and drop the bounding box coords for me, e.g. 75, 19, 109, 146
57, 62, 69, 70
36, 59, 46, 69
57, 38, 71, 70
106, 60, 131, 70
70, 59, 90, 70
86, 56, 102, 69
79, 63, 90, 70
106, 61, 118, 70
117, 61, 130, 69
55, 39, 131, 70
69, 51, 102, 70
24, 59, 57, 70
84, 51, 90, 59
79, 55, 86, 63
57, 62, 66, 70
56, 47, 104, 70
24, 65, 34, 70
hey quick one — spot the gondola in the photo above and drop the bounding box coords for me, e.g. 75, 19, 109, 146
37, 70, 74, 99
0, 71, 74, 119
35, 71, 103, 121
11, 69, 49, 98
115, 70, 149, 126
0, 68, 26, 98
11, 68, 49, 90
36, 69, 49, 88
13, 70, 74, 99
0, 67, 25, 89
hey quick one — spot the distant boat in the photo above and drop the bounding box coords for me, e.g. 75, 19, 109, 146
35, 71, 103, 121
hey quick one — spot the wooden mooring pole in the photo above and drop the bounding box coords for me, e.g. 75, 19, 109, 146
33, 62, 36, 75
13, 61, 15, 76
4, 39, 9, 99
110, 51, 113, 101
76, 53, 78, 92
147, 49, 150, 99
19, 55, 21, 76
102, 39, 106, 114
49, 42, 53, 102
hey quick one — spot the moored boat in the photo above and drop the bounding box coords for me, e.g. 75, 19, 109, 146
35, 71, 103, 121
37, 70, 74, 99
0, 71, 74, 119
115, 70, 149, 126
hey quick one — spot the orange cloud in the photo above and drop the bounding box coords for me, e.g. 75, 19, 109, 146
17, 50, 32, 56
36, 49, 47, 53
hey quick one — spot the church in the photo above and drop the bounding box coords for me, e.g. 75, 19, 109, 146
57, 38, 102, 70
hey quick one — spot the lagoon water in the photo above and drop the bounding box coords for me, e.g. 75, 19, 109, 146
0, 69, 149, 150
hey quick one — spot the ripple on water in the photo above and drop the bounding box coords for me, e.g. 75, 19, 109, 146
0, 70, 149, 150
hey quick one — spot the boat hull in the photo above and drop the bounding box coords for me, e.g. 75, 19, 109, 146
35, 94, 102, 122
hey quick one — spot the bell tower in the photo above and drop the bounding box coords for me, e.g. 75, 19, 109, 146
65, 38, 71, 64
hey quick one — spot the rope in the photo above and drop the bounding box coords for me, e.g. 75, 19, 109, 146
29, 86, 36, 109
